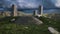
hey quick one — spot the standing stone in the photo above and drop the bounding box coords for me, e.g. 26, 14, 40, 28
33, 10, 38, 16
33, 10, 35, 16
11, 4, 17, 16
39, 5, 43, 16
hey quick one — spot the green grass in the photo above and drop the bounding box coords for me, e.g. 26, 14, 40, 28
0, 15, 4, 18
1, 16, 60, 34
39, 16, 60, 32
0, 16, 51, 34
0, 23, 51, 34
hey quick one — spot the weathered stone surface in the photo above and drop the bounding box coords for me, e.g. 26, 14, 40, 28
48, 27, 60, 34
32, 17, 43, 25
15, 16, 43, 25
11, 18, 15, 22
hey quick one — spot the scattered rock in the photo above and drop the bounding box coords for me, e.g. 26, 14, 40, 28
11, 18, 15, 22
32, 17, 43, 25
24, 27, 28, 29
48, 27, 60, 34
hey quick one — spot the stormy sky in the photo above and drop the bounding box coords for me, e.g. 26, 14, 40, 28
0, 0, 42, 8
43, 0, 60, 13
43, 0, 60, 8
0, 0, 60, 8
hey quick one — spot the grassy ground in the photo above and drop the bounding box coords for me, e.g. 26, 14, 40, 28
0, 16, 60, 34
39, 16, 60, 32
0, 16, 51, 34
0, 23, 51, 34
0, 15, 4, 18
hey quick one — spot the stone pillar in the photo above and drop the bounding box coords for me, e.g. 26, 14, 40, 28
41, 5, 43, 16
39, 5, 43, 16
33, 10, 38, 16
33, 10, 35, 16
11, 4, 17, 16
35, 10, 38, 16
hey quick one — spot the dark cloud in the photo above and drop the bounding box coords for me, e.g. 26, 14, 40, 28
0, 0, 42, 8
43, 0, 55, 8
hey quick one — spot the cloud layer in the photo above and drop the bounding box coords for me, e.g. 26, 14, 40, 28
43, 0, 55, 8
0, 0, 42, 8
55, 0, 60, 7
43, 0, 60, 8
1, 0, 60, 8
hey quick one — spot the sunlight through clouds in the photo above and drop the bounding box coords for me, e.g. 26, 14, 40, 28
55, 0, 60, 7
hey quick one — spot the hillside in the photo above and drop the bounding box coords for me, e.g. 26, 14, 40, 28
0, 14, 60, 34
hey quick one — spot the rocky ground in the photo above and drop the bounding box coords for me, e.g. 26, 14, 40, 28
15, 16, 43, 25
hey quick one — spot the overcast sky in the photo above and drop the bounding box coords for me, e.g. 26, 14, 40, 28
43, 0, 60, 8
0, 0, 60, 8
0, 0, 42, 8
